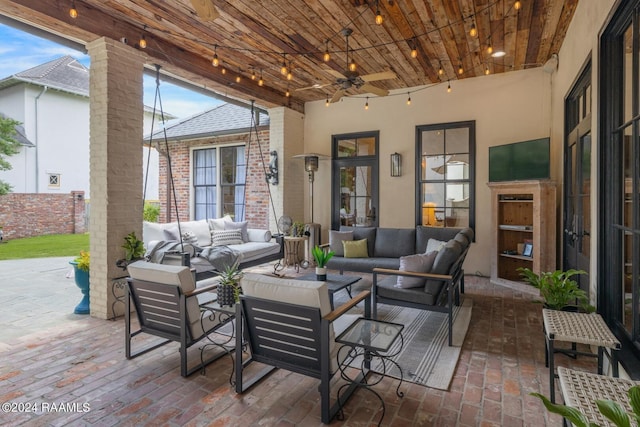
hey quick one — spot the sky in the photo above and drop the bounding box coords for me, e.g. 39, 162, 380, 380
0, 23, 222, 119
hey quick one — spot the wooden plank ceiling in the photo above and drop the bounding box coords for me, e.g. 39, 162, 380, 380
0, 0, 577, 113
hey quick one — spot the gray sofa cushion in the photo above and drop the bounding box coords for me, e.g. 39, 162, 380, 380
374, 228, 416, 258
454, 233, 470, 248
329, 230, 353, 257
459, 227, 475, 243
340, 226, 376, 257
327, 256, 399, 273
424, 239, 463, 295
415, 226, 461, 253
396, 251, 437, 288
377, 276, 440, 306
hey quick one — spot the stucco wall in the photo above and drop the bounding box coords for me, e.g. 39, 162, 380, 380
303, 67, 551, 276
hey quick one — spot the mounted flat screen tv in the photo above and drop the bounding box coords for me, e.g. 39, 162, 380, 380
489, 137, 550, 182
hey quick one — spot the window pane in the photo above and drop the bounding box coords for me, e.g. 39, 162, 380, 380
338, 139, 357, 157
445, 154, 469, 180
357, 137, 376, 156
421, 130, 444, 155
445, 127, 469, 154
624, 24, 633, 124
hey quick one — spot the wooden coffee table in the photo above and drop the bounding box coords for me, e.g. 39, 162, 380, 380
297, 273, 361, 309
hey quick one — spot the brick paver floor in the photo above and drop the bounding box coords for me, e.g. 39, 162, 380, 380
0, 260, 599, 426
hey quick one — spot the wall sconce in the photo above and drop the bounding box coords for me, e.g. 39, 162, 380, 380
265, 150, 278, 185
391, 152, 402, 177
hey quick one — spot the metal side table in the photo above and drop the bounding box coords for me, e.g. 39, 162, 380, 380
335, 317, 404, 427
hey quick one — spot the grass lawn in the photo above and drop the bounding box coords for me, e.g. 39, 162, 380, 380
0, 233, 90, 260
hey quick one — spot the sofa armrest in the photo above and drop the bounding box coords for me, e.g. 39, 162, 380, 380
372, 267, 452, 281
247, 228, 272, 242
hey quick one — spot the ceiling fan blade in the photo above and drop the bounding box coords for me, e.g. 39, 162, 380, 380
360, 83, 389, 97
190, 0, 219, 21
327, 69, 347, 79
330, 89, 346, 103
295, 82, 332, 92
361, 71, 397, 82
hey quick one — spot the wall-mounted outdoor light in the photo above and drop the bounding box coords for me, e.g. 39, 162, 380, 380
266, 150, 278, 185
391, 152, 402, 177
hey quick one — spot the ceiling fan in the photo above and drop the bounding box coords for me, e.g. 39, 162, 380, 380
297, 28, 397, 103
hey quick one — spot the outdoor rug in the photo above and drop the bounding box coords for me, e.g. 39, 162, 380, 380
360, 298, 473, 391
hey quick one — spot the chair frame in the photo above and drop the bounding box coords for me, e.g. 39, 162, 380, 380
235, 289, 371, 424
125, 277, 228, 377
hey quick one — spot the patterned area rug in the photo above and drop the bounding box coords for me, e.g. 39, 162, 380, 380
368, 298, 472, 390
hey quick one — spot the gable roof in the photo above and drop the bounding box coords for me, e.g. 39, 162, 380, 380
0, 55, 88, 96
146, 103, 269, 142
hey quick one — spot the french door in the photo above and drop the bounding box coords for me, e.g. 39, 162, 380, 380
563, 63, 592, 293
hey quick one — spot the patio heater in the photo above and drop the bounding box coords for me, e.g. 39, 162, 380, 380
293, 153, 328, 265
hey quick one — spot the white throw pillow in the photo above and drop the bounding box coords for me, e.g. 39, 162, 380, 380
225, 220, 249, 242
395, 251, 438, 288
426, 238, 447, 254
208, 215, 233, 231
212, 229, 243, 246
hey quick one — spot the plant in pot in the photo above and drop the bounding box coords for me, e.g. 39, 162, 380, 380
517, 267, 595, 312
116, 231, 146, 270
217, 261, 243, 307
69, 250, 90, 314
312, 245, 334, 281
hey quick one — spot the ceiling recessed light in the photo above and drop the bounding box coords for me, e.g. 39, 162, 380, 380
491, 50, 506, 58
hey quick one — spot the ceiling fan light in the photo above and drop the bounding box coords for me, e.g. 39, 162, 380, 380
491, 50, 506, 58
349, 60, 357, 72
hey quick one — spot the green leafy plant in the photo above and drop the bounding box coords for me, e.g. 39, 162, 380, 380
74, 250, 90, 272
143, 202, 160, 222
291, 221, 305, 237
312, 245, 334, 268
218, 261, 243, 303
531, 386, 640, 427
122, 232, 145, 261
517, 267, 594, 312
0, 115, 21, 196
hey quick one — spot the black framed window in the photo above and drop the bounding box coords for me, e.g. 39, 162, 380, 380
415, 121, 475, 231
193, 145, 246, 221
331, 131, 379, 230
600, 0, 640, 376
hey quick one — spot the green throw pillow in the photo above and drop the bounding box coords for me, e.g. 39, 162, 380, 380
343, 238, 368, 258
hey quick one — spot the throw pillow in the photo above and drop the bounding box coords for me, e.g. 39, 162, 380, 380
329, 230, 353, 257
212, 229, 244, 246
396, 251, 438, 288
163, 226, 179, 241
225, 220, 249, 242
343, 239, 368, 258
182, 231, 198, 245
425, 238, 447, 254
208, 215, 233, 231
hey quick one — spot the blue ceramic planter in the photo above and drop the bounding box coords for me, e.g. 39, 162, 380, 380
69, 261, 90, 315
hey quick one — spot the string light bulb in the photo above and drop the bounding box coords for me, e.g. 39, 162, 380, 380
287, 63, 293, 80
235, 74, 241, 83
469, 22, 477, 38
251, 69, 256, 80
323, 41, 331, 62
458, 63, 464, 75
438, 63, 444, 76
487, 42, 493, 55
406, 93, 411, 105
139, 30, 147, 49
410, 39, 418, 59
514, 1, 522, 10
447, 81, 452, 93
221, 67, 227, 75
375, 1, 383, 25
69, 0, 78, 18
285, 87, 290, 97
364, 97, 369, 110
485, 66, 490, 75
258, 70, 264, 86
212, 45, 219, 67
326, 97, 330, 107
280, 54, 288, 76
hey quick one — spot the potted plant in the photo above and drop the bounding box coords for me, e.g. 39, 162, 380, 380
291, 221, 305, 237
217, 261, 243, 307
312, 245, 334, 281
69, 250, 90, 314
517, 267, 595, 312
116, 232, 146, 270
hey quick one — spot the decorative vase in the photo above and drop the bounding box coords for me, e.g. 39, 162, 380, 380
217, 284, 236, 307
316, 267, 327, 281
69, 261, 90, 315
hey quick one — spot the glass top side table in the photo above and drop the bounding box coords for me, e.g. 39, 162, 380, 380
335, 317, 405, 427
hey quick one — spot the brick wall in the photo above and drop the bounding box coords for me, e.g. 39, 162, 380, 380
157, 127, 272, 229
0, 191, 86, 239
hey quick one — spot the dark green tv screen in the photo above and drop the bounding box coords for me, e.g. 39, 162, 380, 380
489, 138, 550, 182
